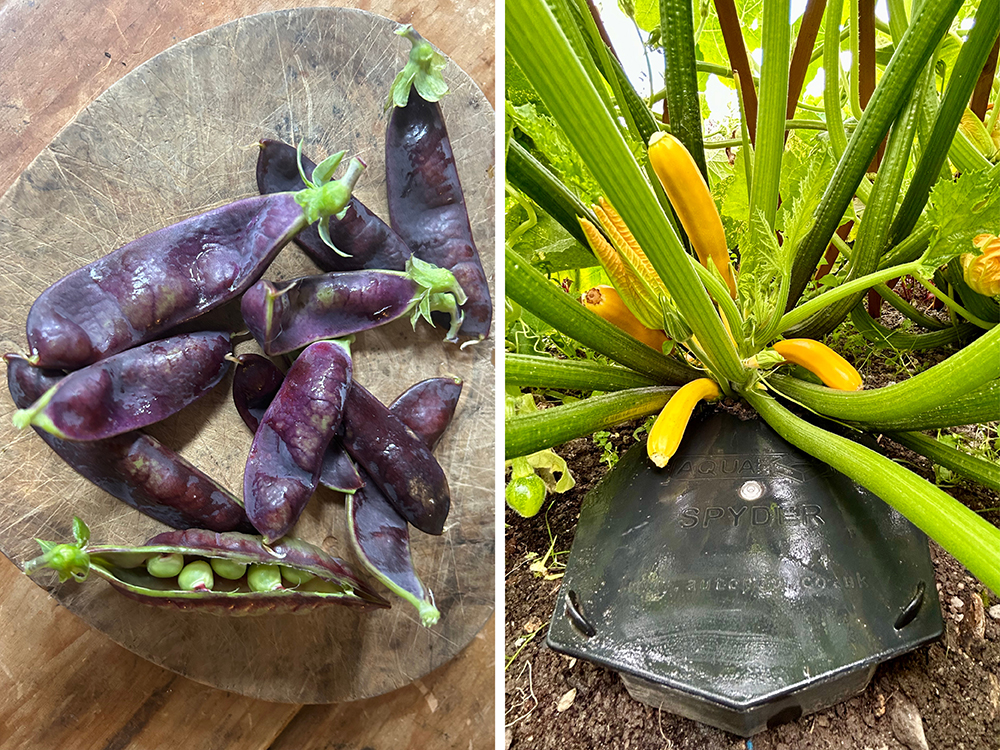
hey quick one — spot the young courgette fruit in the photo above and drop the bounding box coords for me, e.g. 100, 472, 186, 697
772, 338, 863, 391
647, 378, 721, 468
583, 285, 669, 351
578, 217, 662, 329
647, 132, 737, 299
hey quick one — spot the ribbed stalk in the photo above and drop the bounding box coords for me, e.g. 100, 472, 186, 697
506, 140, 600, 249
750, 0, 791, 229
661, 0, 709, 182
887, 431, 1000, 494
506, 386, 678, 459
767, 323, 1000, 424
786, 0, 965, 308
789, 81, 921, 338
849, 380, 1000, 431
745, 389, 1000, 595
507, 0, 746, 385
849, 305, 977, 351
505, 354, 658, 391
874, 282, 947, 330
824, 0, 849, 159
506, 247, 698, 383
888, 1, 1000, 248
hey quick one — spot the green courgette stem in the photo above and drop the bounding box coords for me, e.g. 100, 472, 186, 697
846, 379, 1000, 431
849, 305, 975, 350
755, 0, 797, 231
690, 259, 746, 351
505, 247, 697, 384
879, 222, 932, 269
779, 261, 921, 333
505, 386, 678, 459
505, 354, 658, 391
506, 0, 746, 386
768, 323, 1000, 423
911, 276, 995, 330
660, 0, 710, 182
888, 1, 1000, 248
786, 0, 965, 309
790, 76, 922, 339
873, 281, 946, 330
887, 430, 1000, 494
745, 389, 1000, 595
849, 0, 863, 120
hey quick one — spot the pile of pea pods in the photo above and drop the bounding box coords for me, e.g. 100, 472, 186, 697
8, 25, 490, 627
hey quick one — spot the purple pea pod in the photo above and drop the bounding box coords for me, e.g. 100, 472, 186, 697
240, 256, 467, 356
26, 155, 365, 370
12, 332, 232, 441
346, 375, 462, 626
385, 25, 492, 344
243, 340, 352, 543
6, 354, 253, 533
389, 375, 463, 449
231, 353, 362, 494
341, 382, 451, 535
24, 519, 388, 614
231, 353, 286, 431
256, 139, 411, 272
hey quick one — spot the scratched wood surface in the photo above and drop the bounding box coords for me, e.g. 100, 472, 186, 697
0, 0, 494, 723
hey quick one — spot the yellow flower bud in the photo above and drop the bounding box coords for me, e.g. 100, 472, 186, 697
961, 234, 1000, 298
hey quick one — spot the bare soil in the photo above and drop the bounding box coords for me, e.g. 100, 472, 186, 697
505, 339, 1000, 749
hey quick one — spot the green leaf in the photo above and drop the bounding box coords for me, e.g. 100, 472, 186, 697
72, 517, 90, 546
633, 0, 660, 30
311, 151, 345, 184
509, 103, 602, 204
917, 163, 1000, 277
524, 449, 576, 493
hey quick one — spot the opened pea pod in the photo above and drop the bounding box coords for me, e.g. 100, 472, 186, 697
24, 519, 388, 614
26, 150, 365, 370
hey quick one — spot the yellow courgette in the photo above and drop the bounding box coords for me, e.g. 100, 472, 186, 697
772, 338, 863, 391
578, 218, 663, 329
583, 285, 669, 351
647, 377, 721, 468
647, 132, 737, 299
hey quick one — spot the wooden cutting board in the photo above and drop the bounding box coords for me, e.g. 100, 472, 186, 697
0, 6, 494, 704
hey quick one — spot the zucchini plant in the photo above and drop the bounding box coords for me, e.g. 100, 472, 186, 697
505, 0, 1000, 593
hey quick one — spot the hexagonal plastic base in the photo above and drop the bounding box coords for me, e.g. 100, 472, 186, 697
547, 410, 942, 737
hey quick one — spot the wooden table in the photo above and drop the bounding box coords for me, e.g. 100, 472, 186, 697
0, 1, 495, 747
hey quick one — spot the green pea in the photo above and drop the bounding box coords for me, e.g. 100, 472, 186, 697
177, 560, 214, 591
147, 553, 184, 578
247, 564, 283, 592
279, 566, 314, 586
210, 558, 247, 580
